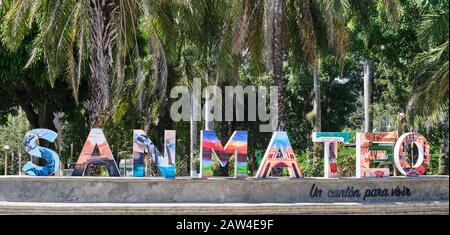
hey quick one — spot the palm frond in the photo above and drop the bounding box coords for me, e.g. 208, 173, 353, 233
246, 0, 264, 77
53, 0, 80, 86
418, 10, 449, 47
317, 0, 351, 73
408, 41, 449, 123
141, 1, 169, 114
215, 1, 241, 84
0, 0, 12, 18
294, 0, 317, 71
349, 0, 371, 30
1, 0, 33, 50
413, 40, 448, 76
232, 0, 256, 56
113, 0, 140, 96
74, 1, 87, 104
86, 0, 118, 127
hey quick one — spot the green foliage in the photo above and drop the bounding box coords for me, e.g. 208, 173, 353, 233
298, 151, 322, 177
337, 145, 356, 177
0, 0, 448, 176
427, 153, 440, 175
0, 112, 29, 152
0, 111, 29, 175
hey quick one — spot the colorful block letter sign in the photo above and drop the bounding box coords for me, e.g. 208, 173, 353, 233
19, 126, 433, 179
72, 129, 120, 176
133, 130, 176, 178
394, 133, 430, 176
356, 132, 396, 178
22, 129, 60, 176
312, 132, 351, 178
255, 132, 302, 178
200, 131, 248, 178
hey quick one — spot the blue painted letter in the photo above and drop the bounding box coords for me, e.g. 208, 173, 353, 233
22, 129, 60, 176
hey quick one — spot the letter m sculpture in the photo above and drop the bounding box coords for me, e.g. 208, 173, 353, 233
200, 131, 248, 178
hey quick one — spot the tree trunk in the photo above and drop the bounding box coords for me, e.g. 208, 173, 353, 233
87, 0, 116, 128
273, 0, 285, 131
37, 102, 57, 133
313, 63, 321, 132
20, 103, 39, 130
363, 60, 374, 133
19, 104, 57, 136
264, 0, 286, 176
311, 62, 322, 176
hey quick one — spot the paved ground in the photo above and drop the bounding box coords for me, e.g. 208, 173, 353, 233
0, 201, 447, 215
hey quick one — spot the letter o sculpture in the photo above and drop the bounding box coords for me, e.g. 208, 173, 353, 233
394, 133, 430, 176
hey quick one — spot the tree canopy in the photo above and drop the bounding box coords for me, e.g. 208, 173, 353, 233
0, 0, 448, 176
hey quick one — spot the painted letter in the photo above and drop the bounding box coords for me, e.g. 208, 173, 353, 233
312, 132, 351, 178
255, 132, 302, 178
22, 129, 60, 176
356, 132, 396, 178
200, 131, 248, 178
133, 130, 176, 178
72, 129, 120, 176
394, 132, 430, 176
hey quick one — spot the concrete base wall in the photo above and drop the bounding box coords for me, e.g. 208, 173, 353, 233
0, 176, 448, 203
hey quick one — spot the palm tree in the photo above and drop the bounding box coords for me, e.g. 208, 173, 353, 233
298, 0, 352, 133
407, 5, 448, 122
349, 0, 401, 133
407, 1, 448, 174
263, 0, 286, 131
178, 0, 261, 175
0, 0, 61, 133
1, 0, 183, 129
293, 0, 352, 174
86, 0, 116, 127
248, 0, 350, 132
181, 0, 352, 136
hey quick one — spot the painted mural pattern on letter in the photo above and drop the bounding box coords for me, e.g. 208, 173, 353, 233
312, 132, 351, 178
22, 129, 60, 176
133, 130, 176, 178
72, 128, 120, 176
255, 132, 302, 178
200, 131, 248, 178
394, 132, 430, 176
356, 132, 396, 178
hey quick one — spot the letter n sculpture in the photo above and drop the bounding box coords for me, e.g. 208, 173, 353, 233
133, 130, 176, 178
